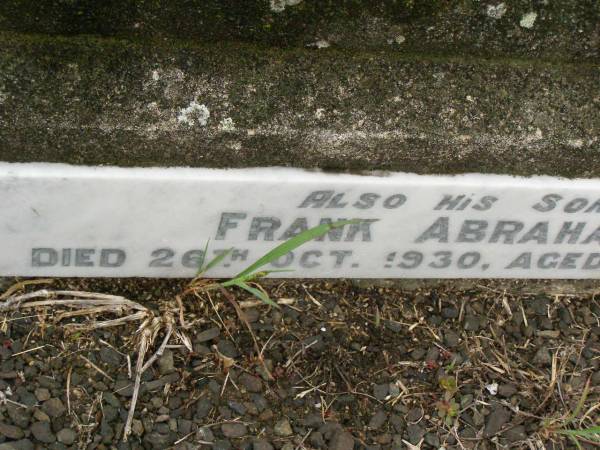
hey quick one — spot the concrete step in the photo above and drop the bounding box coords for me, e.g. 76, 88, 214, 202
1, 31, 598, 177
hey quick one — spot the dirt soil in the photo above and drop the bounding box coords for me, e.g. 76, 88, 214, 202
0, 278, 598, 450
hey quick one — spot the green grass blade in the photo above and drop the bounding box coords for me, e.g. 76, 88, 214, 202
196, 240, 211, 275
198, 248, 233, 275
221, 269, 294, 287
566, 378, 590, 425
232, 280, 279, 308
557, 426, 600, 439
234, 219, 360, 279
569, 436, 584, 450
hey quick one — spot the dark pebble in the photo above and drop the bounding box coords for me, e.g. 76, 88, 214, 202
373, 383, 389, 401
0, 422, 25, 440
498, 384, 518, 398
424, 433, 440, 447
444, 331, 460, 348
505, 425, 527, 443
384, 320, 402, 333
239, 373, 263, 393
309, 431, 325, 448
7, 404, 31, 428
217, 340, 239, 359
221, 423, 247, 438
368, 410, 387, 430
31, 421, 56, 443
253, 440, 274, 450
329, 430, 354, 450
533, 347, 552, 366
406, 408, 422, 423
410, 348, 426, 360
99, 347, 122, 367
406, 424, 425, 444
56, 428, 76, 445
484, 406, 511, 437
195, 398, 213, 419
463, 316, 480, 331
213, 440, 232, 450
196, 327, 220, 343
0, 440, 34, 450
441, 307, 459, 319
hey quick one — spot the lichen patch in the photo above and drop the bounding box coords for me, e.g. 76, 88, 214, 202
270, 0, 303, 13
177, 100, 210, 127
520, 11, 537, 29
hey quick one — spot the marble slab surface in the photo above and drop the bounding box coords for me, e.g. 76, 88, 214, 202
1, 163, 599, 278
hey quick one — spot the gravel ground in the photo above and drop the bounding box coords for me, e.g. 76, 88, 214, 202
0, 278, 598, 450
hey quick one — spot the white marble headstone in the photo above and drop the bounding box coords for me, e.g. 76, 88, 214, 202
1, 163, 599, 278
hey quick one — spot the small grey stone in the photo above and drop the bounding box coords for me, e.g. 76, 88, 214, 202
463, 316, 480, 331
273, 418, 293, 437
221, 423, 247, 438
406, 424, 425, 444
144, 431, 175, 449
146, 373, 180, 392
239, 373, 263, 393
228, 401, 246, 416
196, 427, 215, 443
441, 307, 458, 319
195, 398, 213, 419
196, 327, 220, 343
368, 410, 387, 430
0, 422, 25, 440
253, 439, 274, 450
505, 425, 527, 443
309, 431, 325, 448
33, 409, 49, 422
498, 384, 518, 398
99, 347, 122, 367
216, 340, 239, 358
532, 297, 549, 316
484, 406, 511, 437
302, 413, 323, 428
389, 415, 405, 433
34, 388, 51, 402
15, 391, 36, 408
406, 408, 422, 423
424, 433, 440, 447
178, 419, 192, 435
213, 440, 232, 450
243, 308, 260, 323
410, 348, 426, 360
444, 331, 460, 348
7, 404, 31, 428
533, 347, 552, 366
42, 398, 66, 418
103, 405, 119, 422
0, 439, 34, 450
383, 320, 402, 332
373, 383, 389, 401
31, 421, 55, 443
158, 350, 175, 375
56, 428, 76, 445
329, 430, 354, 450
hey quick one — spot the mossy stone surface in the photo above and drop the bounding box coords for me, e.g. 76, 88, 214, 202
0, 1, 598, 61
0, 1, 598, 177
1, 32, 598, 176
